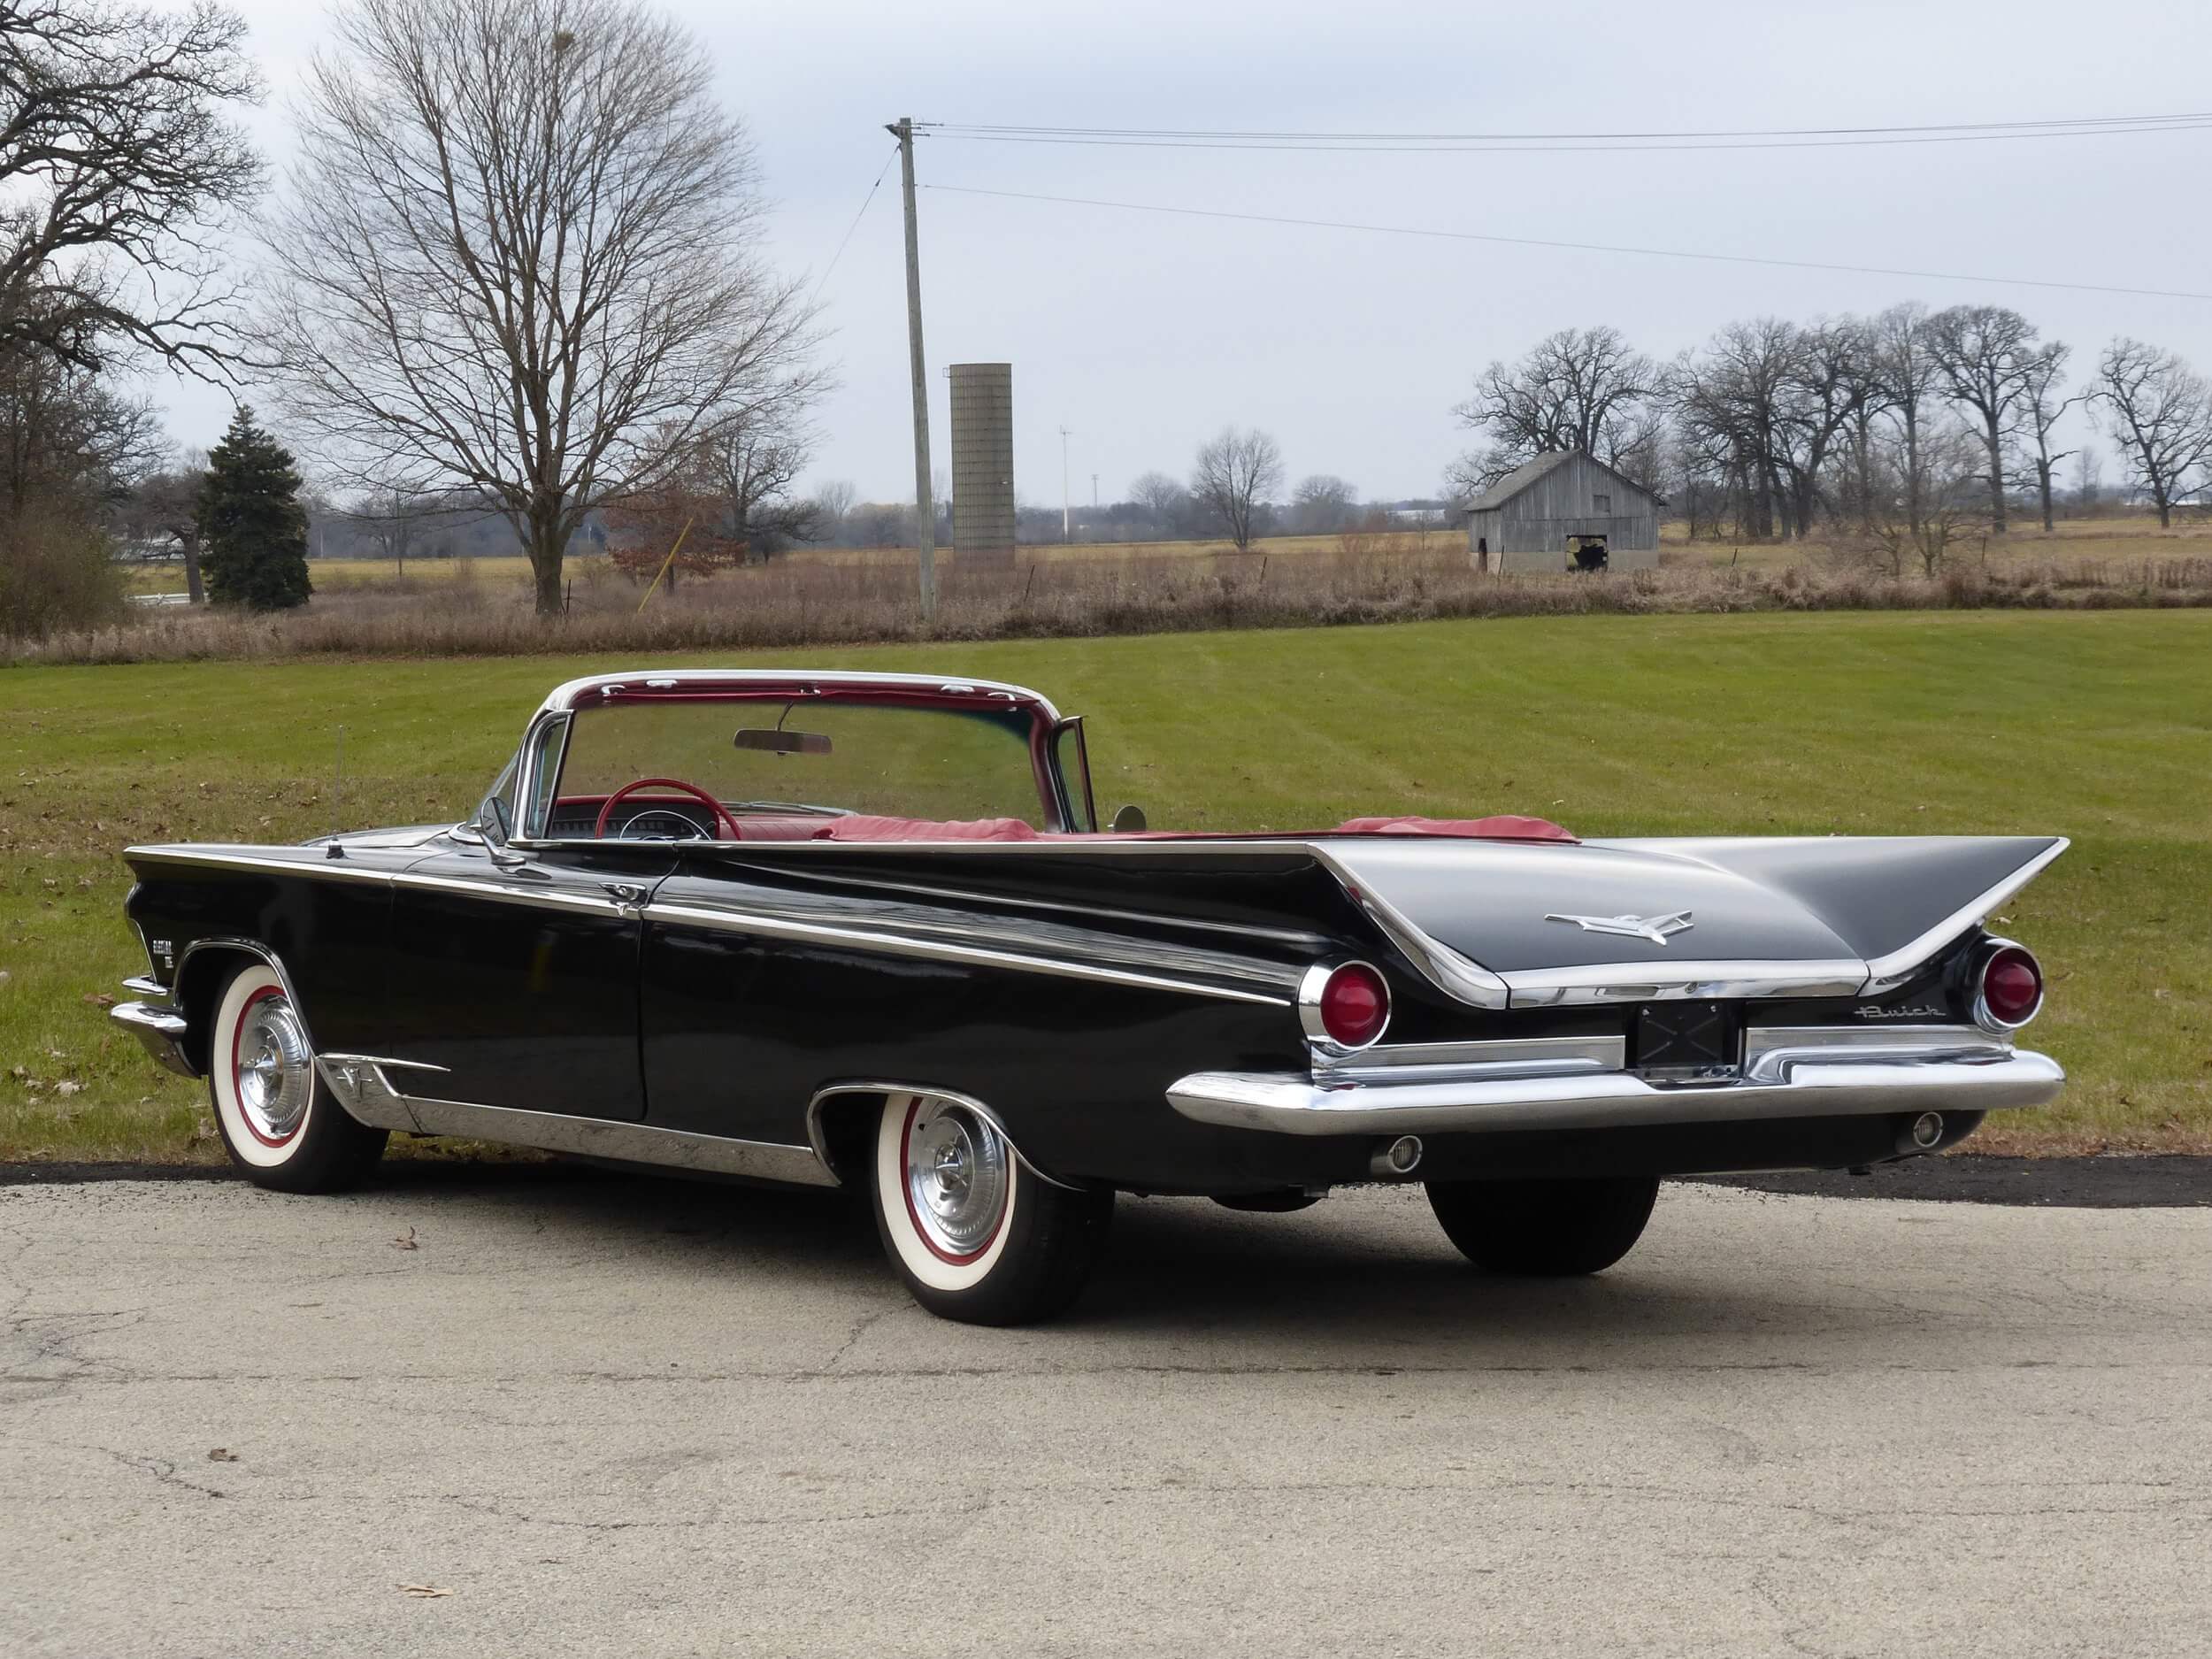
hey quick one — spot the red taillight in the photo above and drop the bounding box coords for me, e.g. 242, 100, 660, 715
1975, 942, 2044, 1029
1309, 962, 1390, 1049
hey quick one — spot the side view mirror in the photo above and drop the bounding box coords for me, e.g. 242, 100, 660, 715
1110, 803, 1147, 833
478, 795, 513, 842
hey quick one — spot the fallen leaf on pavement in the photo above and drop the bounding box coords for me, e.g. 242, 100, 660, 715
391, 1227, 419, 1251
398, 1584, 451, 1599
208, 1448, 239, 1463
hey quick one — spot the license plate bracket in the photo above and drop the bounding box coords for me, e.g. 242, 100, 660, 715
1632, 1001, 1741, 1082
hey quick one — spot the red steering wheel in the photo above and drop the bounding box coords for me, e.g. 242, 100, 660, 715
594, 777, 744, 841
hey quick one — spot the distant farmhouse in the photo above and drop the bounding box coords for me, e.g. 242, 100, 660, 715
1464, 452, 1663, 574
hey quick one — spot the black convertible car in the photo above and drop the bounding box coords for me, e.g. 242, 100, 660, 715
111, 669, 2066, 1323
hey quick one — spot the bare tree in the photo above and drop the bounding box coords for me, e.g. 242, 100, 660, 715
2068, 444, 2103, 514
1927, 305, 2043, 533
1855, 423, 1985, 578
262, 0, 824, 615
2092, 338, 2212, 528
1870, 303, 1945, 545
1128, 470, 1187, 532
1448, 325, 1665, 493
809, 478, 854, 539
344, 480, 441, 576
0, 341, 159, 515
701, 412, 821, 560
0, 0, 262, 373
2006, 343, 2078, 534
1189, 427, 1281, 552
1291, 473, 1356, 534
1673, 313, 1886, 541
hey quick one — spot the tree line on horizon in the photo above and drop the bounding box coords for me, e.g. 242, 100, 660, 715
1446, 313, 2212, 571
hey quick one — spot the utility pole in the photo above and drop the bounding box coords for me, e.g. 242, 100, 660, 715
1059, 425, 1071, 541
887, 117, 935, 621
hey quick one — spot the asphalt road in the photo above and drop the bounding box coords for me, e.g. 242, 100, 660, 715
4, 1167, 2207, 1657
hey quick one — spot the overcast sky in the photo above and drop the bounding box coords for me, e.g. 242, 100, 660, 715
159, 0, 2212, 507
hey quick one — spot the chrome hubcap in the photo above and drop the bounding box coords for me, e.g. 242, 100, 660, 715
903, 1101, 1010, 1257
236, 995, 312, 1142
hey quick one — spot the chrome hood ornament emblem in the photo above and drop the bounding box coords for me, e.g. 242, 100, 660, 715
1545, 910, 1695, 946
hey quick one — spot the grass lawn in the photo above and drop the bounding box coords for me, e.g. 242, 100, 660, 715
4, 607, 2208, 1161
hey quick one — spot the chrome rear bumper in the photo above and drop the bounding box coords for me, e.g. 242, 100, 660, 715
109, 999, 196, 1079
1166, 1039, 2064, 1137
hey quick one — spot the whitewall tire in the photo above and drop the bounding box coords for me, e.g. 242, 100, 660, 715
870, 1093, 1112, 1325
206, 962, 387, 1193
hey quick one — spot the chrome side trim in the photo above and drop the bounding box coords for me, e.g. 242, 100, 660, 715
806, 1082, 1084, 1191
121, 974, 169, 999
641, 898, 1290, 1006
389, 868, 623, 917
326, 1074, 837, 1187
1861, 839, 2070, 994
1501, 958, 1868, 1007
1314, 1034, 1626, 1081
127, 844, 395, 884
317, 1053, 451, 1073
746, 864, 1336, 952
108, 1002, 196, 1078
1166, 1048, 2065, 1137
130, 843, 1286, 1004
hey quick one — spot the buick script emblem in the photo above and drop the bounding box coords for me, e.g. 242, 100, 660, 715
1544, 910, 1695, 946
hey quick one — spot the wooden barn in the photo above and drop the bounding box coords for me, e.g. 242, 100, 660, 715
1464, 452, 1663, 574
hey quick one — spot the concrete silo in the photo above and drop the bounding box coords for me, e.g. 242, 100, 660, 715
949, 362, 1016, 572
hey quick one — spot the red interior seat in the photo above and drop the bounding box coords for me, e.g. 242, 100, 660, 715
812, 815, 1041, 843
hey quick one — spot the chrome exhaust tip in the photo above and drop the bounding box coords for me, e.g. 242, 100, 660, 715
1370, 1134, 1424, 1179
1899, 1111, 1946, 1155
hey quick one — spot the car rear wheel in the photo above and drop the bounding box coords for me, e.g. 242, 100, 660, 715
1425, 1175, 1660, 1276
207, 963, 388, 1194
871, 1093, 1112, 1325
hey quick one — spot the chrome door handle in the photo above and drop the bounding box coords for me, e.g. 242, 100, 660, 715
602, 881, 648, 906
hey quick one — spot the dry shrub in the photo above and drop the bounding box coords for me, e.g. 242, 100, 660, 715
8, 550, 2212, 666
0, 508, 127, 643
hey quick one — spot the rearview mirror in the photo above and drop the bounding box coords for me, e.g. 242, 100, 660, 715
734, 728, 833, 756
1111, 803, 1147, 832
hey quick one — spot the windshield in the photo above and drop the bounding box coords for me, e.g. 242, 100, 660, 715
547, 698, 1049, 828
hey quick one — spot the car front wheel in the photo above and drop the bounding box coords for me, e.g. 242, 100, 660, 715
871, 1093, 1112, 1325
1425, 1175, 1660, 1276
206, 962, 388, 1193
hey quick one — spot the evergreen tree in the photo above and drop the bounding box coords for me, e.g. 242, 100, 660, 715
196, 406, 313, 610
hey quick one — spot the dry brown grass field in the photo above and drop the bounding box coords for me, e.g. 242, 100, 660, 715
63, 511, 2212, 671
116, 511, 2212, 597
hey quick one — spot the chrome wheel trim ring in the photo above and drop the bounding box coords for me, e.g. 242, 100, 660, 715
234, 992, 313, 1146
902, 1099, 1010, 1262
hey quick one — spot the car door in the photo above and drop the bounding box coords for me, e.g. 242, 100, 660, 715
379, 833, 677, 1121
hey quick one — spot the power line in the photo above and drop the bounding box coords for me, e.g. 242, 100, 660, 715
935, 111, 2212, 141
923, 182, 2212, 303
920, 111, 2212, 156
810, 143, 901, 299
